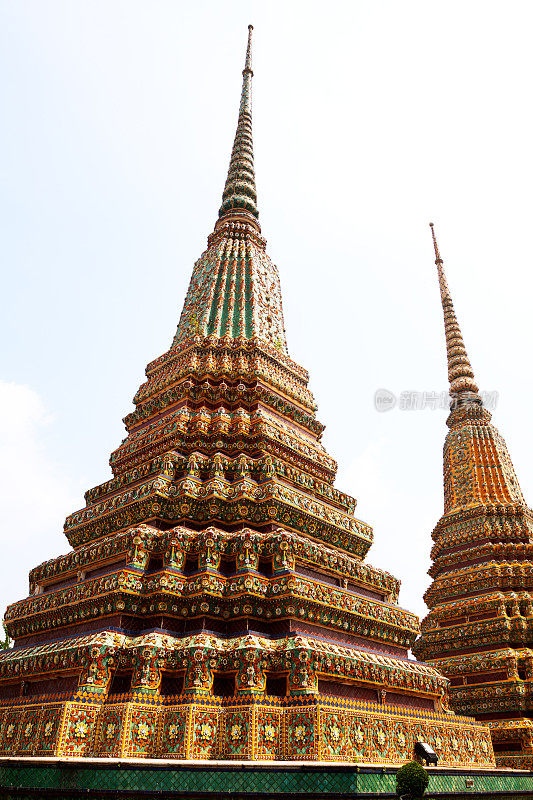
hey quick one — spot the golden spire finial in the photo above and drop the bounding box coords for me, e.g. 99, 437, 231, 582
430, 222, 451, 301
429, 222, 481, 405
217, 25, 259, 223
430, 221, 442, 264
244, 25, 253, 76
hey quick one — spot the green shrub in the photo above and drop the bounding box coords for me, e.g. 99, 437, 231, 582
396, 760, 429, 798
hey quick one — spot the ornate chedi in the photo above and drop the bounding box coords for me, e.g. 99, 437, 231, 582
414, 223, 533, 769
0, 29, 493, 766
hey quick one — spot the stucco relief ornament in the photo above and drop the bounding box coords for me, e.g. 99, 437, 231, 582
199, 722, 214, 741
137, 723, 150, 741
168, 724, 179, 741
329, 722, 341, 743
263, 722, 277, 743
74, 720, 88, 739
294, 724, 307, 744
230, 723, 243, 742
352, 725, 364, 745
105, 723, 117, 741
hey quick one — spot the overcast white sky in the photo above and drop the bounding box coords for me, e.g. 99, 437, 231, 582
1, 1, 533, 629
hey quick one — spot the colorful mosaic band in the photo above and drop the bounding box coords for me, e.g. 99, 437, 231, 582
0, 695, 493, 766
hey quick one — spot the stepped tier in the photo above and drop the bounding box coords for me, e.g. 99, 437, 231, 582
413, 226, 533, 768
6, 525, 409, 649
0, 31, 493, 767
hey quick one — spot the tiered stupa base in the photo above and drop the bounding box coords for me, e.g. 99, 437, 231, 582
0, 690, 493, 765
0, 521, 495, 767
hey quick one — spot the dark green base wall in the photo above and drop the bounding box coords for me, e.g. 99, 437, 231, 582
1, 759, 533, 799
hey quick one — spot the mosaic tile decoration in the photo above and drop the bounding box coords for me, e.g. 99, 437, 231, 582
0, 696, 494, 766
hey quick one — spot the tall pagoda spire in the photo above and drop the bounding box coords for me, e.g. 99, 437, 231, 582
414, 224, 533, 768
218, 24, 259, 223
429, 222, 480, 405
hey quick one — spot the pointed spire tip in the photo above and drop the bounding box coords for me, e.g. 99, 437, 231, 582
429, 223, 481, 403
217, 24, 259, 224
429, 220, 443, 264
243, 25, 253, 75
